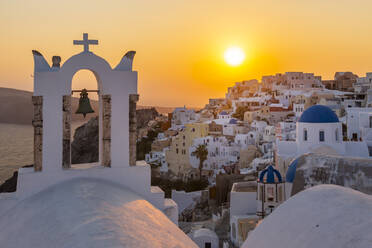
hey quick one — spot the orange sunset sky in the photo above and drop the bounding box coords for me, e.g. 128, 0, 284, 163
1, 0, 372, 107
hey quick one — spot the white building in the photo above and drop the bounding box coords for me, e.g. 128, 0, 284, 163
263, 126, 275, 143
276, 105, 370, 175
171, 107, 197, 129
229, 181, 258, 247
293, 102, 305, 118
246, 131, 260, 145
235, 133, 252, 149
189, 136, 240, 172
222, 118, 238, 136
145, 150, 168, 172
275, 121, 296, 141
190, 228, 219, 248
346, 107, 372, 141
232, 96, 270, 112
355, 72, 372, 93
250, 120, 268, 134
218, 111, 231, 119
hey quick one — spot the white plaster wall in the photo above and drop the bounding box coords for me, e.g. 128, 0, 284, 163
192, 235, 218, 248
296, 122, 344, 155
230, 191, 256, 216
347, 109, 361, 139
235, 134, 250, 149
223, 124, 235, 136
346, 108, 372, 140
163, 198, 179, 225
172, 190, 202, 213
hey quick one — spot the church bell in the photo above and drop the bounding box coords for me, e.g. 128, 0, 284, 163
75, 88, 95, 118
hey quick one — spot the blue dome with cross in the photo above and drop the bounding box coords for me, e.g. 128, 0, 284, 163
299, 105, 339, 123
259, 165, 283, 183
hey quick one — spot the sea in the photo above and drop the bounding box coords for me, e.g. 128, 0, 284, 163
0, 122, 85, 184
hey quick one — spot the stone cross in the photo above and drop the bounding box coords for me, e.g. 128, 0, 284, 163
73, 33, 98, 52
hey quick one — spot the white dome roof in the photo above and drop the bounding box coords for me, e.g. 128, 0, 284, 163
193, 228, 218, 239
242, 185, 372, 248
0, 178, 197, 248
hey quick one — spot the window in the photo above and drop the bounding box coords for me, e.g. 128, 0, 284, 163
369, 116, 372, 128
278, 185, 283, 202
335, 128, 339, 141
267, 187, 274, 202
319, 130, 325, 142
205, 243, 211, 248
176, 148, 179, 154
304, 129, 308, 141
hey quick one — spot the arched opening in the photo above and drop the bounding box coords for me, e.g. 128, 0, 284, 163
69, 69, 100, 166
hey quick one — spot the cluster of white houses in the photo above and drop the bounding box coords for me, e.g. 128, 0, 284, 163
143, 71, 372, 246
146, 72, 372, 184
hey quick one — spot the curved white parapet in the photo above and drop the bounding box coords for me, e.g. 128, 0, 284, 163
114, 51, 136, 71
32, 50, 51, 72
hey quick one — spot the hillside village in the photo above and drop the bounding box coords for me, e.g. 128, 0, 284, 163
146, 71, 372, 179
0, 33, 371, 248
142, 71, 372, 247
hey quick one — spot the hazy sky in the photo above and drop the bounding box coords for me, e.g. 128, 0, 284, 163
1, 0, 372, 107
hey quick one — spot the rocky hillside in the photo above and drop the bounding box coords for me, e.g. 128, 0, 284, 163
71, 108, 159, 164
0, 88, 33, 125
136, 108, 159, 129
71, 117, 99, 164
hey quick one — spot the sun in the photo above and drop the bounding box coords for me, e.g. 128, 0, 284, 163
224, 46, 245, 66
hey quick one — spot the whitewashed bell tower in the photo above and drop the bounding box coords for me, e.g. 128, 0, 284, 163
14, 34, 175, 219
32, 33, 138, 171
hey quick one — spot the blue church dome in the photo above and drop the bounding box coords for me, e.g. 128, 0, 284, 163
299, 105, 339, 123
259, 165, 282, 183
285, 158, 299, 183
219, 111, 228, 115
229, 118, 238, 124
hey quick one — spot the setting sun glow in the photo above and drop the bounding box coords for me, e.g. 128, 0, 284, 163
224, 47, 245, 66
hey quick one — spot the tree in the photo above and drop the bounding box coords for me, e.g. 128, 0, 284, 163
232, 106, 250, 121
191, 144, 208, 180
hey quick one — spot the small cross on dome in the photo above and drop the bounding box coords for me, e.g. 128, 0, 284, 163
73, 33, 98, 53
